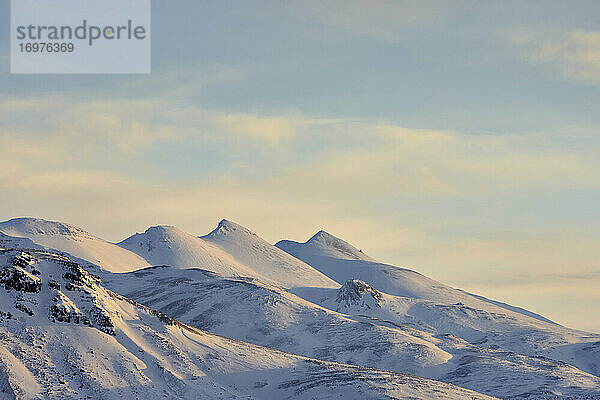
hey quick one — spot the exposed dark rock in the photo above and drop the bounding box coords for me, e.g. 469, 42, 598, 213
15, 302, 34, 316
63, 264, 101, 287
0, 311, 12, 321
0, 266, 42, 293
48, 304, 91, 326
88, 306, 115, 335
11, 252, 36, 268
336, 279, 382, 309
48, 279, 61, 290
64, 283, 78, 291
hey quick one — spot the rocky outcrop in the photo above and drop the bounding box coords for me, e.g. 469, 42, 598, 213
335, 279, 382, 309
0, 266, 42, 293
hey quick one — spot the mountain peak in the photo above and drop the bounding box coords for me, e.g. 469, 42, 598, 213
336, 279, 383, 309
202, 220, 340, 290
217, 218, 240, 230
143, 225, 181, 235
0, 217, 149, 272
206, 219, 255, 238
305, 229, 373, 261
0, 217, 92, 238
308, 230, 339, 243
117, 225, 189, 247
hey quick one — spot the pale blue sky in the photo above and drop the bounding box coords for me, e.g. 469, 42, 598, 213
1, 1, 599, 332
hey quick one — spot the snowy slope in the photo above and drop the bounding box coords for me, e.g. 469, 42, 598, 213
0, 248, 496, 400
102, 266, 454, 377
0, 232, 43, 251
277, 231, 558, 322
201, 220, 339, 289
319, 280, 600, 378
2, 217, 599, 399
277, 232, 600, 379
118, 222, 339, 289
118, 225, 258, 278
0, 218, 149, 272
0, 218, 338, 289
101, 266, 600, 399
294, 230, 377, 262
278, 231, 487, 304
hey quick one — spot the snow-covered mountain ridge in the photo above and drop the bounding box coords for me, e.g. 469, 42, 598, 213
100, 266, 600, 399
199, 219, 339, 289
0, 216, 599, 399
0, 248, 497, 400
0, 218, 149, 273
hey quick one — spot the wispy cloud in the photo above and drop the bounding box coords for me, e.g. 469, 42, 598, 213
511, 30, 600, 85
270, 123, 600, 202
3, 96, 599, 200
0, 96, 328, 160
2, 94, 599, 332
211, 113, 305, 144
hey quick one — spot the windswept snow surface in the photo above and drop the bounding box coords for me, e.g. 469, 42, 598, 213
200, 220, 339, 289
0, 218, 149, 273
101, 266, 600, 399
103, 267, 455, 378
118, 225, 258, 278
0, 232, 43, 251
277, 232, 600, 385
277, 230, 567, 324
1, 217, 599, 399
118, 221, 339, 290
0, 249, 497, 400
279, 231, 513, 306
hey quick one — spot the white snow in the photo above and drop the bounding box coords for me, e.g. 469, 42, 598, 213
0, 248, 497, 400
101, 266, 600, 399
0, 218, 149, 273
117, 221, 339, 290
0, 216, 599, 399
200, 219, 339, 289
118, 225, 258, 278
277, 231, 560, 321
